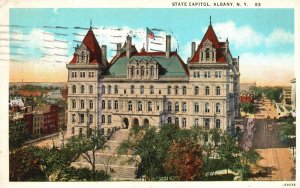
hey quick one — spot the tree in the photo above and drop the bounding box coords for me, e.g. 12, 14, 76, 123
240, 102, 255, 115
280, 122, 296, 147
238, 149, 260, 179
9, 119, 30, 149
163, 139, 204, 180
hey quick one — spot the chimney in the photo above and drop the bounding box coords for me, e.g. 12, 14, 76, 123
166, 35, 171, 58
101, 45, 107, 66
191, 42, 196, 57
126, 35, 132, 58
117, 43, 121, 55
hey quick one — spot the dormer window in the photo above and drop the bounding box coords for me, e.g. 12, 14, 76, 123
131, 66, 135, 76
81, 51, 85, 61
205, 48, 210, 59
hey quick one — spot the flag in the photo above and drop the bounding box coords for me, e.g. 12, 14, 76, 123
147, 27, 155, 39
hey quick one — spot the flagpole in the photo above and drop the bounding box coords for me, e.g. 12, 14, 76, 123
146, 27, 149, 52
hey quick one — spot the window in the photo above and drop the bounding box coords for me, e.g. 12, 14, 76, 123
216, 119, 221, 129
175, 86, 179, 95
102, 100, 105, 109
108, 100, 112, 109
136, 69, 139, 75
72, 85, 76, 93
205, 119, 210, 130
167, 101, 172, 112
182, 102, 187, 112
204, 71, 211, 78
89, 85, 93, 94
205, 48, 210, 59
194, 102, 199, 113
150, 85, 154, 94
108, 115, 112, 124
194, 118, 199, 127
114, 100, 119, 110
194, 71, 200, 78
150, 66, 154, 76
140, 85, 144, 94
168, 86, 172, 94
138, 101, 143, 111
108, 85, 112, 94
71, 72, 77, 78
128, 101, 133, 111
175, 102, 179, 112
131, 66, 135, 76
216, 86, 221, 96
80, 72, 85, 78
216, 103, 221, 113
79, 114, 84, 123
81, 85, 85, 93
89, 115, 93, 124
141, 66, 145, 76
102, 85, 105, 94
131, 85, 135, 94
72, 114, 76, 123
195, 86, 199, 95
205, 86, 210, 95
205, 102, 210, 113
182, 86, 187, 95
72, 100, 76, 109
80, 100, 85, 109
167, 117, 172, 124
182, 117, 186, 128
101, 115, 105, 124
215, 71, 222, 78
114, 85, 118, 94
81, 51, 85, 60
148, 101, 152, 112
89, 100, 93, 109
88, 71, 94, 78
175, 117, 179, 126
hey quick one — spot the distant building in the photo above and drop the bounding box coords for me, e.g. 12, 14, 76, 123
240, 82, 256, 92
240, 93, 254, 103
281, 86, 292, 107
9, 98, 25, 107
32, 111, 44, 137
290, 78, 296, 112
17, 90, 43, 97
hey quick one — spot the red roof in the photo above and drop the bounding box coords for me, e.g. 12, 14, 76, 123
190, 25, 227, 64
17, 90, 42, 97
69, 29, 103, 65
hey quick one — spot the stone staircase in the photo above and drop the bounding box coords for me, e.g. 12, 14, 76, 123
72, 129, 138, 180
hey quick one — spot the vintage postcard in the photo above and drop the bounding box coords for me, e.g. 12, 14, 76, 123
0, 0, 299, 187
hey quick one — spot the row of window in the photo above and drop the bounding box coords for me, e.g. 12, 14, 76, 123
71, 71, 95, 78
72, 85, 94, 94
72, 100, 94, 109
193, 70, 222, 78
72, 113, 94, 124
101, 85, 222, 96
167, 116, 221, 129
129, 66, 155, 77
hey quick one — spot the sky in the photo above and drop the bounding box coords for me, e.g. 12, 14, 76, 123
6, 8, 294, 86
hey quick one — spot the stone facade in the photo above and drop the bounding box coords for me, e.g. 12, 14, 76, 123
66, 23, 240, 136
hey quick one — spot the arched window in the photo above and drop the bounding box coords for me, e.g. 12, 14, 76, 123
167, 101, 172, 112
194, 118, 199, 127
182, 102, 187, 112
175, 102, 179, 112
89, 115, 93, 124
182, 117, 186, 128
80, 100, 85, 109
114, 100, 119, 110
168, 86, 172, 94
205, 118, 210, 130
194, 102, 199, 113
141, 66, 145, 76
102, 100, 105, 109
101, 115, 105, 124
131, 66, 135, 76
175, 86, 179, 95
128, 101, 133, 111
175, 117, 179, 126
140, 85, 144, 94
195, 86, 199, 95
216, 119, 221, 129
205, 48, 210, 59
102, 85, 105, 94
205, 86, 210, 95
89, 100, 93, 109
150, 66, 154, 76
150, 85, 154, 94
182, 86, 187, 95
216, 86, 221, 96
167, 117, 172, 124
89, 85, 93, 94
72, 85, 76, 93
131, 85, 135, 94
72, 100, 76, 109
81, 51, 85, 60
138, 101, 142, 111
148, 101, 152, 112
216, 103, 221, 113
108, 100, 112, 109
72, 114, 76, 123
108, 85, 112, 94
81, 85, 85, 93
114, 85, 118, 94
205, 102, 210, 113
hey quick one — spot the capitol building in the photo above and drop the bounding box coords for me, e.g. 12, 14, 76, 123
66, 21, 240, 136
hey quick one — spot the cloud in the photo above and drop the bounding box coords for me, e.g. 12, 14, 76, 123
265, 28, 294, 46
